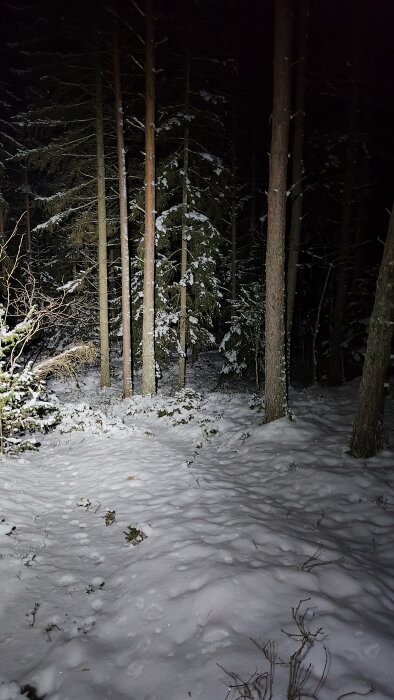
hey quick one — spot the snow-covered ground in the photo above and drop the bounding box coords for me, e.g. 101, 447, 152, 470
0, 353, 393, 700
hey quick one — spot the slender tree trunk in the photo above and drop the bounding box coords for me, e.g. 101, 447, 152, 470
179, 59, 190, 389
109, 246, 116, 322
113, 19, 132, 398
312, 263, 332, 384
264, 0, 291, 422
328, 69, 358, 385
349, 201, 394, 458
24, 170, 32, 256
142, 0, 156, 395
96, 55, 110, 388
230, 111, 237, 303
250, 149, 257, 239
286, 0, 309, 363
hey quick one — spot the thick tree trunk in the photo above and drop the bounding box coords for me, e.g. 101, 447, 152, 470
349, 202, 394, 458
179, 59, 190, 390
286, 0, 309, 363
264, 0, 291, 422
96, 57, 110, 388
142, 0, 156, 395
113, 19, 132, 398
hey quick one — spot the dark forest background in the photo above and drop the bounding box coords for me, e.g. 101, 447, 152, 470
1, 0, 393, 455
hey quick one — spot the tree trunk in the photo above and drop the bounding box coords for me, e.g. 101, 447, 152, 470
250, 148, 257, 239
264, 0, 291, 422
142, 0, 156, 395
0, 208, 6, 299
24, 170, 32, 257
349, 201, 394, 458
179, 59, 190, 390
230, 111, 237, 303
286, 0, 309, 365
96, 55, 110, 388
113, 19, 132, 398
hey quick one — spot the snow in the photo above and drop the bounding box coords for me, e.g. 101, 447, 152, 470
56, 279, 83, 294
0, 354, 393, 700
155, 205, 182, 233
185, 211, 208, 222
32, 207, 84, 233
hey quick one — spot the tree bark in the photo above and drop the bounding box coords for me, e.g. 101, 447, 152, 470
230, 111, 237, 303
264, 0, 291, 422
286, 0, 309, 363
0, 209, 6, 299
250, 149, 257, 239
24, 169, 32, 257
113, 19, 132, 398
349, 201, 394, 458
96, 54, 110, 388
179, 58, 190, 389
142, 0, 156, 395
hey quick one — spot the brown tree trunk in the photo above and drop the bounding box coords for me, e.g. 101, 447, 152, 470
142, 0, 156, 395
349, 202, 394, 458
96, 53, 110, 388
286, 0, 309, 363
264, 0, 291, 422
113, 19, 132, 398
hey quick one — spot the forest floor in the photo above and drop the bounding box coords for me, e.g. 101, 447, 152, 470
0, 352, 394, 700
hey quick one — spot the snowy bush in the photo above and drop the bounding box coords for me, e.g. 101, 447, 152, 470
0, 306, 59, 452
57, 402, 135, 436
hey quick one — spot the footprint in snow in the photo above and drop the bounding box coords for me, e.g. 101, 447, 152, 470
73, 532, 89, 542
126, 661, 145, 679
143, 603, 164, 621
201, 627, 229, 643
58, 574, 76, 586
88, 550, 105, 564
200, 626, 231, 654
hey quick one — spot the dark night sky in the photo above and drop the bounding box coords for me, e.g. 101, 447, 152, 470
1, 0, 394, 234
2, 0, 394, 154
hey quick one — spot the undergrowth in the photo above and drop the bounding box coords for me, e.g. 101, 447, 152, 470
220, 600, 374, 700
